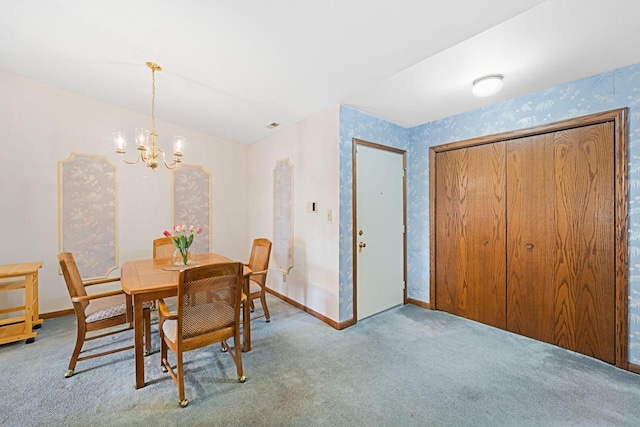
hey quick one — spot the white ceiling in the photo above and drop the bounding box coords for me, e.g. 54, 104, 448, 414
1, 0, 639, 145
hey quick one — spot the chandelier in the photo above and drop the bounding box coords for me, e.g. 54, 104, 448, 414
113, 62, 185, 170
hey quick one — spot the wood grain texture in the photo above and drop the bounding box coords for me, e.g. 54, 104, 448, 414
506, 133, 557, 342
430, 108, 627, 368
614, 109, 629, 369
435, 142, 507, 328
507, 123, 615, 363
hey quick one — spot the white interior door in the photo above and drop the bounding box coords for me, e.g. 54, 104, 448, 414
355, 142, 405, 320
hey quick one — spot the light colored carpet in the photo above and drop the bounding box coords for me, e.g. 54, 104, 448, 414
2, 295, 640, 426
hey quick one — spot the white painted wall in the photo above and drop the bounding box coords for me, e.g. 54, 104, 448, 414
0, 70, 248, 314
247, 106, 340, 322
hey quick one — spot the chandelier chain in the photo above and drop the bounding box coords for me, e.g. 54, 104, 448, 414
151, 67, 156, 134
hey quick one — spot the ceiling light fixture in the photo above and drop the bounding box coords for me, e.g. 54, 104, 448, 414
113, 62, 185, 171
472, 74, 504, 97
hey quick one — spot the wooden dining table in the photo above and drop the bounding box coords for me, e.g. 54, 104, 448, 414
121, 252, 252, 389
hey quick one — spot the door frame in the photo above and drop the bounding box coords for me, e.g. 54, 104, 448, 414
429, 108, 628, 369
352, 138, 407, 323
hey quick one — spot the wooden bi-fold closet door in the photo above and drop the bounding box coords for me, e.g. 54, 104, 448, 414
506, 123, 615, 363
431, 109, 626, 367
434, 141, 507, 330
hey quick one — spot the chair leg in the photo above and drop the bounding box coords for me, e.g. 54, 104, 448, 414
160, 329, 168, 372
232, 331, 245, 383
143, 308, 151, 356
260, 290, 270, 322
177, 351, 188, 407
249, 300, 255, 312
65, 321, 86, 378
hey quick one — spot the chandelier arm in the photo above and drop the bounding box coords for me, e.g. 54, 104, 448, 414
119, 152, 143, 165
154, 148, 179, 170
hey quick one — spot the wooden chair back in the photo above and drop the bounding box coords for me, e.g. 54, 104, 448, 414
159, 261, 245, 406
176, 262, 243, 346
153, 237, 175, 259
58, 252, 90, 312
248, 238, 272, 287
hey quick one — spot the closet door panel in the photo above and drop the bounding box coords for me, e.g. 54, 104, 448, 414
507, 123, 615, 363
435, 142, 506, 328
506, 134, 557, 342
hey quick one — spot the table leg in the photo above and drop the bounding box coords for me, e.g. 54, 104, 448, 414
133, 294, 145, 389
32, 270, 43, 328
243, 277, 251, 352
24, 272, 34, 342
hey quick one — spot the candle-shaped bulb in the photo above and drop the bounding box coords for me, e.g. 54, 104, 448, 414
173, 136, 185, 156
113, 132, 126, 152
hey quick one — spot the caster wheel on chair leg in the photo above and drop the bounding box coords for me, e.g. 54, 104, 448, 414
179, 399, 189, 408
64, 369, 74, 378
238, 375, 246, 383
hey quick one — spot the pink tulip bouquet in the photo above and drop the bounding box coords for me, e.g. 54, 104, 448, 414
163, 224, 203, 265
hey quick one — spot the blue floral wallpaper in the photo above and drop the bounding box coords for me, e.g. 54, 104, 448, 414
339, 107, 410, 321
340, 62, 640, 362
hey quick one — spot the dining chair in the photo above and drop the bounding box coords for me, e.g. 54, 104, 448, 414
57, 252, 152, 378
246, 238, 273, 322
158, 262, 246, 407
153, 236, 175, 259
152, 236, 177, 310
